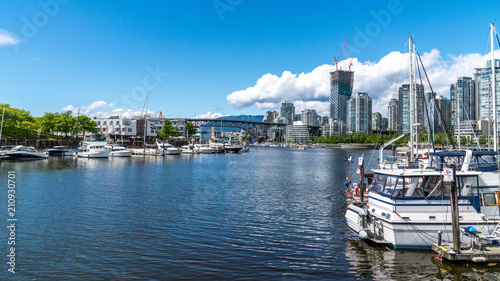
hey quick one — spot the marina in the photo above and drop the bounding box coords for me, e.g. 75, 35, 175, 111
0, 147, 499, 280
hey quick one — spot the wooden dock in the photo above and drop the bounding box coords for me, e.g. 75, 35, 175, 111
432, 243, 500, 263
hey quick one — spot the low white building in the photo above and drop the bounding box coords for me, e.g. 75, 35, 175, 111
93, 115, 164, 139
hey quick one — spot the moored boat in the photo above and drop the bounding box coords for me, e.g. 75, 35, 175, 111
4, 146, 48, 159
47, 146, 73, 156
156, 139, 181, 155
74, 142, 110, 158
346, 150, 500, 248
109, 146, 133, 157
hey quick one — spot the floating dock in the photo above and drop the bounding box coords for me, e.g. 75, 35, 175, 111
432, 243, 500, 263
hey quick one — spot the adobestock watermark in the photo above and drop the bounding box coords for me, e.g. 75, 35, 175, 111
113, 64, 169, 111
12, 0, 70, 53
346, 0, 404, 56
213, 0, 243, 21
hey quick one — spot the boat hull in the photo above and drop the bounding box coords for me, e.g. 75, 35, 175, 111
110, 151, 132, 157
5, 152, 47, 159
76, 150, 110, 158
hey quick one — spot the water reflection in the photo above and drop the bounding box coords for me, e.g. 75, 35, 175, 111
1, 148, 499, 280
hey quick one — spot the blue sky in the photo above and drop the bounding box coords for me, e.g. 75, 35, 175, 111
1, 0, 499, 118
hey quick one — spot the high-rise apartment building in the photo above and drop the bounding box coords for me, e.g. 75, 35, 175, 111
450, 77, 476, 129
278, 101, 295, 124
398, 83, 424, 134
475, 60, 500, 123
425, 94, 451, 133
301, 109, 319, 126
346, 92, 372, 134
381, 118, 388, 130
372, 112, 382, 131
388, 98, 398, 132
262, 110, 278, 123
329, 70, 354, 123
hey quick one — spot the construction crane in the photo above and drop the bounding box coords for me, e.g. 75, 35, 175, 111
334, 37, 353, 71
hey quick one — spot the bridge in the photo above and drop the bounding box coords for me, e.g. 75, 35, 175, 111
184, 118, 321, 137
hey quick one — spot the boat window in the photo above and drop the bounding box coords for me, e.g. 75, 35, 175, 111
482, 193, 497, 206
405, 177, 424, 197
369, 174, 387, 193
383, 176, 403, 196
427, 180, 451, 198
477, 155, 497, 171
458, 176, 477, 196
421, 176, 442, 197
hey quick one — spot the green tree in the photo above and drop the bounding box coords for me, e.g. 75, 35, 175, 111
0, 104, 36, 139
158, 119, 174, 138
75, 115, 98, 137
185, 122, 197, 136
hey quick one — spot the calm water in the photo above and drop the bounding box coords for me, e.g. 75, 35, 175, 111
0, 147, 499, 280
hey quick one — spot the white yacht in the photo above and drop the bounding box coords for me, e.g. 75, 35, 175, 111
74, 142, 110, 158
194, 144, 215, 154
4, 146, 48, 159
156, 140, 181, 155
346, 150, 500, 249
180, 144, 197, 154
109, 146, 132, 157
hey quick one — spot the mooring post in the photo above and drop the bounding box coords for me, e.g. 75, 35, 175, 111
359, 157, 365, 203
449, 164, 461, 251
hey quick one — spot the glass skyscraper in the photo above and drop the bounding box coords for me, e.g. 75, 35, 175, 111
329, 70, 354, 123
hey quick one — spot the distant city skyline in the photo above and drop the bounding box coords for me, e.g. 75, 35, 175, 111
1, 1, 500, 119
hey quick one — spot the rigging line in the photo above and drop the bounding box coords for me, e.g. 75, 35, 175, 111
415, 49, 456, 149
392, 43, 407, 100
368, 132, 382, 167
416, 55, 436, 153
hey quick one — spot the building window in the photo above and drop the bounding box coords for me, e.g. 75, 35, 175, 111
103, 128, 106, 132
151, 130, 154, 133
103, 121, 107, 125
115, 128, 120, 132
122, 128, 126, 132
97, 121, 100, 125
128, 128, 132, 132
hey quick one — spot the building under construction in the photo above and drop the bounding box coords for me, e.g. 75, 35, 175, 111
329, 70, 354, 123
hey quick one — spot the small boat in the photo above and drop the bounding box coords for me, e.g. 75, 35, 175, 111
341, 174, 371, 204
47, 146, 73, 156
156, 140, 181, 155
298, 145, 307, 150
109, 146, 133, 157
4, 146, 48, 159
180, 144, 197, 154
74, 142, 110, 158
194, 144, 215, 154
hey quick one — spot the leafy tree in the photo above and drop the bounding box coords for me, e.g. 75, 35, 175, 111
158, 119, 174, 138
0, 104, 36, 139
76, 115, 98, 135
185, 122, 197, 136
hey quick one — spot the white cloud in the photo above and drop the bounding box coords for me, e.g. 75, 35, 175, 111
226, 49, 498, 117
194, 112, 228, 119
62, 101, 162, 118
0, 29, 19, 46
62, 101, 114, 116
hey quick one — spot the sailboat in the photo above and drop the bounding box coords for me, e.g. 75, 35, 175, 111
345, 29, 500, 248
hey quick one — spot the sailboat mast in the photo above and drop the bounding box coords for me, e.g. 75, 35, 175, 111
409, 36, 415, 161
413, 40, 419, 156
491, 23, 498, 151
0, 107, 5, 146
457, 84, 461, 150
144, 91, 149, 151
